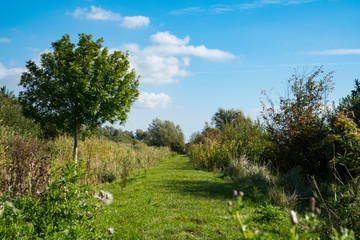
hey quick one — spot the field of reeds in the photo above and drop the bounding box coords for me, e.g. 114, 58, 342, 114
51, 135, 171, 184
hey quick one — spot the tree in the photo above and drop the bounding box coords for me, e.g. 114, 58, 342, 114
146, 118, 185, 153
19, 34, 140, 162
261, 67, 334, 175
211, 108, 249, 130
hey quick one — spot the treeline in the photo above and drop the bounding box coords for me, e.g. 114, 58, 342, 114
98, 119, 185, 153
187, 67, 360, 237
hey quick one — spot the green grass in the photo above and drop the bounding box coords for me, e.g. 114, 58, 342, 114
94, 155, 290, 239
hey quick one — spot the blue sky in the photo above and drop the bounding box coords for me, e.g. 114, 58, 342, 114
1, 0, 359, 140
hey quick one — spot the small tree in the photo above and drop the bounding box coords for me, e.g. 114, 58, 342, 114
261, 67, 334, 175
19, 33, 140, 162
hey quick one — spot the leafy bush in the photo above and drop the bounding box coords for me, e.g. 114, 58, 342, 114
0, 160, 110, 239
261, 67, 334, 176
188, 109, 267, 172
331, 110, 360, 177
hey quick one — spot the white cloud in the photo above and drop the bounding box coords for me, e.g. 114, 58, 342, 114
136, 92, 172, 109
121, 16, 150, 28
69, 6, 121, 21
121, 31, 235, 84
0, 37, 11, 43
130, 54, 189, 84
151, 31, 190, 45
68, 6, 150, 28
0, 63, 25, 90
306, 49, 360, 55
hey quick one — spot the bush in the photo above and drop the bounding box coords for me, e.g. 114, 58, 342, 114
0, 136, 50, 198
188, 109, 267, 172
331, 110, 360, 178
0, 160, 110, 239
261, 67, 334, 176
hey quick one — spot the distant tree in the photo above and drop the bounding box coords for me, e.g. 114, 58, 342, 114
211, 108, 249, 130
19, 33, 140, 162
338, 79, 360, 126
135, 129, 148, 140
0, 86, 41, 137
146, 118, 185, 153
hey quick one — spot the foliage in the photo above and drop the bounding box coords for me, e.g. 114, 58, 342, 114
98, 125, 138, 144
145, 118, 185, 153
261, 67, 334, 175
331, 110, 360, 177
228, 191, 354, 239
338, 79, 360, 127
0, 86, 41, 137
0, 135, 51, 198
0, 160, 110, 239
211, 108, 249, 131
316, 176, 360, 238
19, 33, 139, 161
188, 109, 267, 171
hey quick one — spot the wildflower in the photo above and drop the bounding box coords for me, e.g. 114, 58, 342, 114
309, 197, 316, 212
107, 228, 114, 235
95, 191, 113, 205
233, 190, 238, 197
290, 210, 298, 225
36, 190, 40, 195
239, 191, 244, 197
73, 190, 78, 197
315, 207, 321, 215
227, 201, 232, 207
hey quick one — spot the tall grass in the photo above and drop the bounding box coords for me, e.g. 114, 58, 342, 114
51, 135, 172, 184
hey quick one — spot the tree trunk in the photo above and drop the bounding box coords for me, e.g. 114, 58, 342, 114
73, 121, 79, 163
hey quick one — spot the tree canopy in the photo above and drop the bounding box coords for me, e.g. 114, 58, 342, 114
211, 108, 249, 130
19, 33, 140, 161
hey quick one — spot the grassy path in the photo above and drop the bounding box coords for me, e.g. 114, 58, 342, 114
94, 155, 243, 239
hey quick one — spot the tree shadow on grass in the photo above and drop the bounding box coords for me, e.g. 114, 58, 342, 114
162, 179, 238, 200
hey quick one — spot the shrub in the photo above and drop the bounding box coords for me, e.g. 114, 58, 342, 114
261, 67, 334, 176
331, 110, 360, 178
0, 136, 50, 198
0, 160, 110, 239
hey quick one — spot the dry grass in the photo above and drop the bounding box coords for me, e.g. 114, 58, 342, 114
51, 136, 172, 184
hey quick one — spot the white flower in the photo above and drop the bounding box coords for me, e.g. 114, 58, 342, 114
95, 191, 113, 205
107, 228, 114, 235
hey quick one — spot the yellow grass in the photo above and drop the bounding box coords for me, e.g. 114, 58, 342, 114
51, 136, 172, 184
